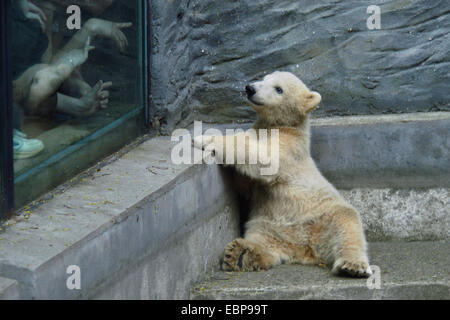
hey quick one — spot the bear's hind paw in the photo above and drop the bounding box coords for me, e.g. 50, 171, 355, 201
221, 238, 270, 272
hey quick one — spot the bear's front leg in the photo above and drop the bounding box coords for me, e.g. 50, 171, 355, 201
221, 238, 277, 272
192, 133, 280, 184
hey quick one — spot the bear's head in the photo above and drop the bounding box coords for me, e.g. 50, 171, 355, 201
245, 71, 321, 127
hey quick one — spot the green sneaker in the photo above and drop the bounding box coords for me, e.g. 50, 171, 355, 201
13, 134, 44, 160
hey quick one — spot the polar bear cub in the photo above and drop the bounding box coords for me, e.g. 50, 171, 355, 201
194, 71, 371, 277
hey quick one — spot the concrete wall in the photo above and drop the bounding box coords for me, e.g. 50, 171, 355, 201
149, 0, 450, 132
0, 277, 19, 299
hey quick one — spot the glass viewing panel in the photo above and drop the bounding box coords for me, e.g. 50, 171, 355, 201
11, 0, 144, 208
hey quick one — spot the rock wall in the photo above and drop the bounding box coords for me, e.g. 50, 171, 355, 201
149, 0, 450, 132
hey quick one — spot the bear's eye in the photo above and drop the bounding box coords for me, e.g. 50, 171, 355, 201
275, 87, 283, 94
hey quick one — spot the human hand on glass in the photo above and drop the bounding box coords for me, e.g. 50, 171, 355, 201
84, 18, 133, 52
16, 0, 47, 33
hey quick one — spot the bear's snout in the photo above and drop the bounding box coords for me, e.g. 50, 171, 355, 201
245, 85, 256, 98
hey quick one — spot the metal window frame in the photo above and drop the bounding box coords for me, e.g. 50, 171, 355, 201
142, 0, 150, 129
0, 0, 14, 220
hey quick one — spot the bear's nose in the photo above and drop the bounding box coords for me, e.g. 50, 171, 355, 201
245, 85, 256, 97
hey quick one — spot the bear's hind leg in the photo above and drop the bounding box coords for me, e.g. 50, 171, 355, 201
221, 234, 320, 272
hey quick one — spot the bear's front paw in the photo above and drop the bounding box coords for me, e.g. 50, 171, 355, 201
221, 238, 271, 272
332, 258, 372, 278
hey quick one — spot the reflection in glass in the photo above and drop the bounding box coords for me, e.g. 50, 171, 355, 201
10, 0, 143, 206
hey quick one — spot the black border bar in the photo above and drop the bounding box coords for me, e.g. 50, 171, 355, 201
0, 0, 14, 220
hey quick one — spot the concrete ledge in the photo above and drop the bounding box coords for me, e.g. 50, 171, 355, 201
195, 112, 450, 188
310, 112, 450, 189
191, 241, 450, 300
0, 137, 240, 299
0, 277, 19, 300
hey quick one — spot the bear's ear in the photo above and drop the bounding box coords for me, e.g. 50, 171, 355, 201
304, 91, 321, 113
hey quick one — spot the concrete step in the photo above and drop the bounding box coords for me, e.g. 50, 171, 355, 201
190, 241, 450, 300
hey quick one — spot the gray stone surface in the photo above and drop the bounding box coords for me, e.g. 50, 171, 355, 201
0, 277, 20, 300
343, 188, 449, 241
191, 241, 450, 300
149, 0, 450, 130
